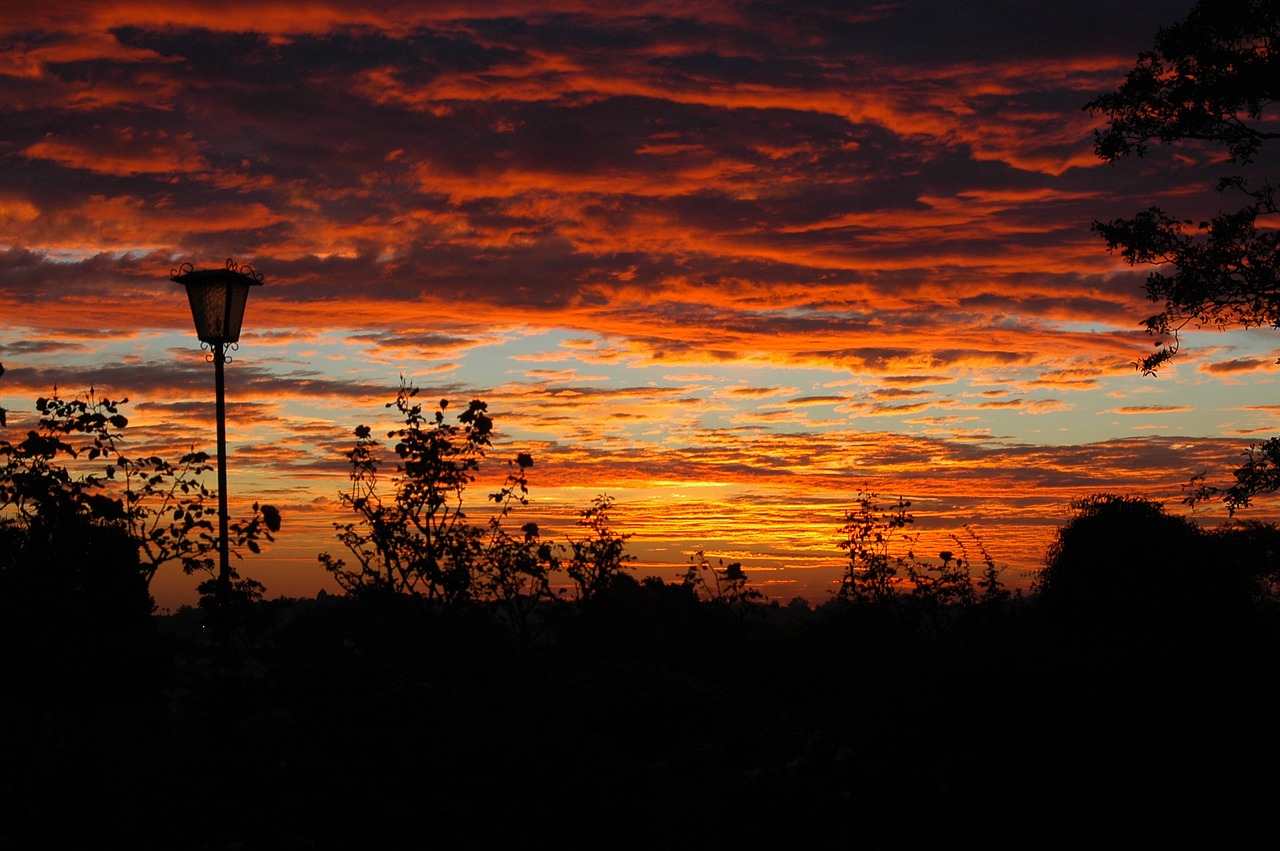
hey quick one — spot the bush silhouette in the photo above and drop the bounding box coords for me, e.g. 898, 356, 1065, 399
1207, 519, 1280, 606
565, 494, 635, 601
1035, 494, 1249, 626
319, 382, 544, 609
0, 508, 155, 695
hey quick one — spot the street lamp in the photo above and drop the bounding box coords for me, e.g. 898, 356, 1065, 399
171, 259, 263, 641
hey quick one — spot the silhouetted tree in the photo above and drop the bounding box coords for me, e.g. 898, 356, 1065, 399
565, 494, 634, 601
684, 549, 761, 612
836, 492, 1009, 615
320, 381, 537, 614
193, 501, 279, 633
0, 495, 152, 617
1185, 441, 1280, 515
837, 489, 913, 602
1207, 518, 1280, 606
0, 390, 162, 691
0, 389, 276, 598
906, 546, 976, 608
475, 452, 559, 635
1034, 494, 1249, 626
1089, 0, 1280, 372
0, 505, 157, 696
1088, 0, 1280, 510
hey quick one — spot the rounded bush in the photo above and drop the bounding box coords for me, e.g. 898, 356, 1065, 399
1034, 494, 1243, 626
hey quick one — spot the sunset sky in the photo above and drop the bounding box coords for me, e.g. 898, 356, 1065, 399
3, 0, 1277, 609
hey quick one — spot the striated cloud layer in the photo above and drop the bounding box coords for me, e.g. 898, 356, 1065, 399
3, 0, 1276, 607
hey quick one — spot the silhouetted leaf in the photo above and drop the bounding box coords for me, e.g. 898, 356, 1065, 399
261, 504, 281, 532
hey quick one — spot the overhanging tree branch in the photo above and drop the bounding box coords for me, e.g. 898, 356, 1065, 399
1089, 0, 1280, 509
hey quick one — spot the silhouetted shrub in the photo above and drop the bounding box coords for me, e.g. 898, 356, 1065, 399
1035, 494, 1249, 627
835, 490, 1009, 619
0, 509, 156, 695
0, 389, 159, 689
1207, 519, 1280, 606
837, 489, 912, 601
0, 389, 277, 595
565, 494, 635, 601
320, 383, 551, 621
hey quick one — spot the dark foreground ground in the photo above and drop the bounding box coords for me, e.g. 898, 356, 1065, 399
3, 584, 1279, 848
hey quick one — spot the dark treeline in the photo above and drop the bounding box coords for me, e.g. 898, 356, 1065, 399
3, 544, 1279, 847
3, 380, 1280, 847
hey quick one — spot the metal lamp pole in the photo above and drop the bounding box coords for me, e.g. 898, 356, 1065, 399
213, 337, 230, 622
171, 259, 264, 644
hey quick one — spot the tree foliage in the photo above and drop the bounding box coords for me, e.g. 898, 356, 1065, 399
837, 489, 1007, 609
320, 381, 549, 615
475, 452, 559, 634
1208, 518, 1280, 606
684, 549, 761, 612
1088, 0, 1280, 373
837, 489, 913, 602
1184, 437, 1280, 513
0, 493, 153, 624
1033, 494, 1257, 625
1088, 0, 1280, 509
565, 494, 635, 601
0, 388, 278, 651
0, 389, 276, 591
319, 383, 647, 624
1089, 0, 1280, 165
905, 527, 1006, 609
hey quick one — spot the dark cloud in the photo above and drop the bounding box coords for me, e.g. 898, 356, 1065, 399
0, 338, 91, 356
815, 0, 1198, 63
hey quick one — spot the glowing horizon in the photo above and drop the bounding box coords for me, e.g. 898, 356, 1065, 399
4, 0, 1276, 610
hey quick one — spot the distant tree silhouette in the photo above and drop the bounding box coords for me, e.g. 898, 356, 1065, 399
1206, 519, 1280, 606
1034, 494, 1252, 626
475, 452, 559, 635
565, 494, 635, 601
320, 381, 540, 613
684, 549, 761, 611
837, 489, 913, 601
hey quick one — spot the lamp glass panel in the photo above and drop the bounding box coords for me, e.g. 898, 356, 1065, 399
222, 282, 251, 342
183, 278, 253, 343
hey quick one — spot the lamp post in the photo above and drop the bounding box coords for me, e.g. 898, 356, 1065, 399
171, 259, 263, 643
